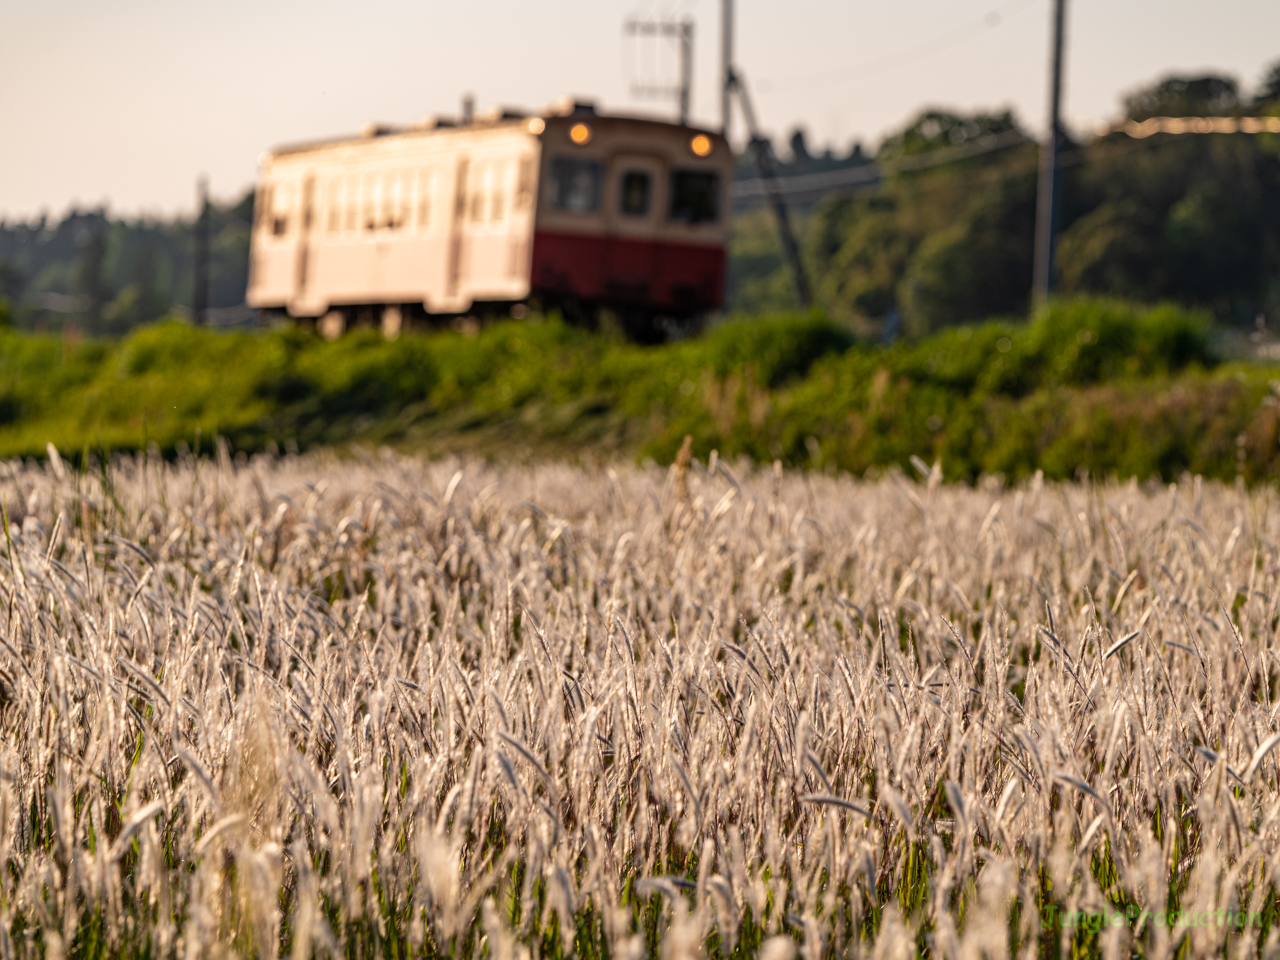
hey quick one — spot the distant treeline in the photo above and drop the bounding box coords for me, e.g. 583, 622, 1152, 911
731, 61, 1280, 334
0, 193, 253, 334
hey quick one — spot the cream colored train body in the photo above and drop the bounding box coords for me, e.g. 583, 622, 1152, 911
246, 103, 732, 335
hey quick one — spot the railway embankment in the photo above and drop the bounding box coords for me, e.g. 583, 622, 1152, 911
0, 298, 1273, 482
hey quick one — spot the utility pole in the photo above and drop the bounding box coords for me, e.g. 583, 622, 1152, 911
728, 69, 812, 308
722, 0, 733, 141
625, 18, 694, 125
192, 175, 209, 326
678, 20, 692, 125
1032, 0, 1067, 306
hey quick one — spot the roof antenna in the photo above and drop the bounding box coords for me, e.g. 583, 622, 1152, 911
461, 93, 475, 125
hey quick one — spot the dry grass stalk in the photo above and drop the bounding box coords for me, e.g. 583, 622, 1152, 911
0, 449, 1273, 957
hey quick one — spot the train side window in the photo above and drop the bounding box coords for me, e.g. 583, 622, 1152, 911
386, 172, 405, 230
383, 172, 397, 229
343, 180, 354, 234
549, 157, 601, 214
516, 158, 534, 207
620, 171, 651, 216
364, 174, 380, 231
327, 180, 340, 233
256, 185, 273, 232
471, 163, 487, 221
669, 170, 719, 224
417, 170, 432, 229
301, 178, 314, 231
271, 183, 291, 236
491, 163, 506, 221
399, 173, 413, 230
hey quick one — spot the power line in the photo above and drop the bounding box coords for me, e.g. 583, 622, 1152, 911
764, 0, 1036, 91
733, 110, 1263, 208
732, 128, 1029, 203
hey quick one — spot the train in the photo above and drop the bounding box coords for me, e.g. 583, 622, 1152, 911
245, 99, 733, 341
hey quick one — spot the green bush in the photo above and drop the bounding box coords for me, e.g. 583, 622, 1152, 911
0, 300, 1270, 484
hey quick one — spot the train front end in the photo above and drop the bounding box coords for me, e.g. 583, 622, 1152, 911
528, 105, 732, 336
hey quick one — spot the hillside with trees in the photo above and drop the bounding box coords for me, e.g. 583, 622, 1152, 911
0, 193, 252, 334
731, 60, 1280, 334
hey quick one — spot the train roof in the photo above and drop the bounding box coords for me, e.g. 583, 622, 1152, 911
263, 101, 726, 161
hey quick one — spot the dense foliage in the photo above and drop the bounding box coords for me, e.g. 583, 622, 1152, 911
0, 193, 252, 334
733, 63, 1280, 333
0, 299, 1276, 483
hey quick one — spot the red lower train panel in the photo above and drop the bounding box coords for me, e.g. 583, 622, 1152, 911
529, 230, 725, 314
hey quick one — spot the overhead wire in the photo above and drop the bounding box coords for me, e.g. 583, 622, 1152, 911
733, 128, 1029, 202
764, 0, 1038, 91
736, 120, 1271, 209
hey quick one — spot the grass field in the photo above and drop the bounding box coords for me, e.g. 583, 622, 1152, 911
2, 448, 1279, 957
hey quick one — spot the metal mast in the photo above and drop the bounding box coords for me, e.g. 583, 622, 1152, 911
678, 20, 692, 125
722, 0, 733, 140
624, 18, 694, 126
192, 175, 209, 326
729, 70, 812, 308
1032, 0, 1067, 305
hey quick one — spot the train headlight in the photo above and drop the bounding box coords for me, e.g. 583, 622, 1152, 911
690, 134, 713, 157
528, 118, 546, 135
569, 122, 592, 145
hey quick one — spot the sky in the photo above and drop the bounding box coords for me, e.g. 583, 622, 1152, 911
2, 0, 1278, 220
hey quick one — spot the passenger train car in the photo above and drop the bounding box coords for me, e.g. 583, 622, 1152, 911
246, 100, 732, 339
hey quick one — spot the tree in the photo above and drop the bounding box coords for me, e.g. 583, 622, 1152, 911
1055, 199, 1160, 297
1256, 59, 1280, 105
809, 194, 914, 322
75, 218, 112, 333
103, 238, 164, 334
898, 169, 1037, 333
732, 73, 1280, 330
0, 259, 24, 304
1058, 77, 1280, 321
789, 128, 811, 164
877, 109, 1022, 160
793, 110, 1035, 331
129, 239, 162, 324
1123, 74, 1239, 120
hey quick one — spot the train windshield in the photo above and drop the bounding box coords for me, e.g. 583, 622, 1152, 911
669, 171, 719, 224
549, 158, 602, 214
620, 172, 651, 216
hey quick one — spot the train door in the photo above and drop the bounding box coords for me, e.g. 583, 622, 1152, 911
447, 158, 470, 303
604, 154, 663, 306
292, 175, 316, 314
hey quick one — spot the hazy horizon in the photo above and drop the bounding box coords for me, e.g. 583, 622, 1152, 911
3, 0, 1278, 220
